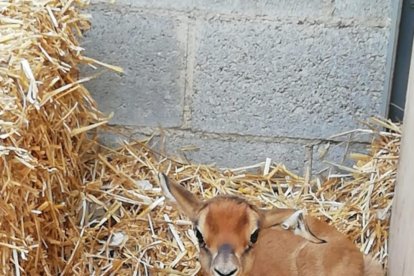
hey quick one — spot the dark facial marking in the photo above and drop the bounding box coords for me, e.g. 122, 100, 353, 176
250, 229, 259, 244
195, 228, 206, 247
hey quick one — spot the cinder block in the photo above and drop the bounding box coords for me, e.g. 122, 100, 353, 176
191, 19, 389, 139
166, 136, 305, 171
90, 0, 195, 11
97, 127, 368, 173
82, 6, 186, 127
311, 141, 369, 173
96, 129, 306, 171
91, 0, 330, 18
334, 0, 391, 18
193, 0, 331, 18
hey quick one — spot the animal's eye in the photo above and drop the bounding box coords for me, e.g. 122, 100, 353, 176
195, 229, 206, 247
250, 229, 259, 244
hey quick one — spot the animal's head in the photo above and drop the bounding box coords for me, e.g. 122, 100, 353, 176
157, 173, 324, 276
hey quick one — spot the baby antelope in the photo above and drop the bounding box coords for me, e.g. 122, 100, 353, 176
157, 173, 383, 276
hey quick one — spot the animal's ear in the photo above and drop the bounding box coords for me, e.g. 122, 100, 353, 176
157, 173, 202, 221
260, 208, 297, 228
260, 208, 326, 244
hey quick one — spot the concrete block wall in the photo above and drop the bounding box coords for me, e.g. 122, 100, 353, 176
83, 0, 393, 173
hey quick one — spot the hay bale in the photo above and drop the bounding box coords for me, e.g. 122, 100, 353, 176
0, 1, 398, 275
0, 1, 120, 274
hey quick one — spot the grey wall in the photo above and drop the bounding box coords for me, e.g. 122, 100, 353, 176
83, 0, 393, 172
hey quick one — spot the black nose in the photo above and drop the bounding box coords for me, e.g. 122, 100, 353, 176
214, 268, 238, 276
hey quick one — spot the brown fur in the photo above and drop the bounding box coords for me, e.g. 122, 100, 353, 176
196, 198, 259, 275
363, 255, 384, 276
157, 173, 384, 276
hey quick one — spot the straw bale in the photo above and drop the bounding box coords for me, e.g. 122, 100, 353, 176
0, 1, 399, 275
0, 0, 120, 274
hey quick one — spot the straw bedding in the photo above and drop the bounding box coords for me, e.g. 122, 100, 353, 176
0, 1, 399, 275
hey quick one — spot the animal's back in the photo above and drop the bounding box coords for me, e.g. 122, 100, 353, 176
249, 217, 365, 276
363, 255, 384, 276
250, 228, 303, 275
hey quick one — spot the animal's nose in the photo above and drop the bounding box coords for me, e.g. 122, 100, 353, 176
214, 267, 238, 276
